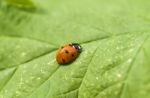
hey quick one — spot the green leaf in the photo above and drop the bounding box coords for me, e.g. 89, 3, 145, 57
0, 0, 150, 98
5, 0, 34, 6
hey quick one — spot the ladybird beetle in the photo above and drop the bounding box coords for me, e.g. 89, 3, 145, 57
56, 43, 82, 64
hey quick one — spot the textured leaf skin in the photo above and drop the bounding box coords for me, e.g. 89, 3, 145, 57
0, 0, 150, 98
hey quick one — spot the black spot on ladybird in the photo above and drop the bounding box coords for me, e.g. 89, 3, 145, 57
72, 54, 74, 57
65, 50, 69, 54
69, 44, 72, 47
62, 59, 66, 63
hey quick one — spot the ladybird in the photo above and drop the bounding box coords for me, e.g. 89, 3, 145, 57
56, 43, 82, 64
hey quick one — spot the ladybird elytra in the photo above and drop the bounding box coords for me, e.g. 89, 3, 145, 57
56, 43, 82, 64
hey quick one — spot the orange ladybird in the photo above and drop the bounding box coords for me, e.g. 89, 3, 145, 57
56, 43, 82, 64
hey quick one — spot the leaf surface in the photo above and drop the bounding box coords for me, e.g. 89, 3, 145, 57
0, 0, 150, 98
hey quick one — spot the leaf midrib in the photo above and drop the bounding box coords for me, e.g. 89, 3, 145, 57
0, 32, 149, 98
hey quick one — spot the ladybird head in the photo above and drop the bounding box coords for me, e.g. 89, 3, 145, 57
71, 43, 82, 53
